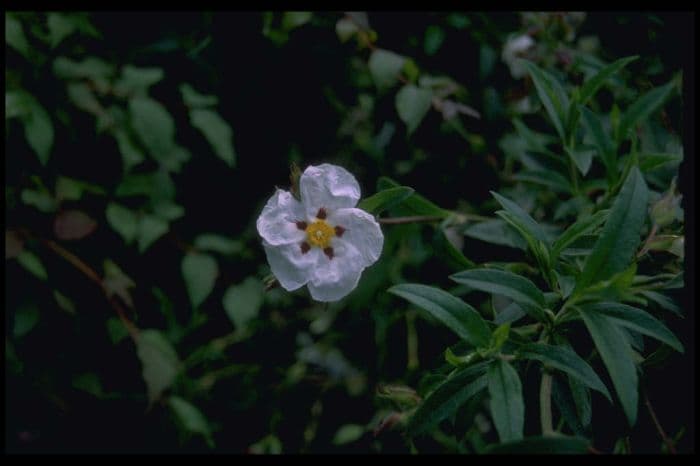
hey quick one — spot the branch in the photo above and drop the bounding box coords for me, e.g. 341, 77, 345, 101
378, 215, 444, 225
643, 390, 677, 454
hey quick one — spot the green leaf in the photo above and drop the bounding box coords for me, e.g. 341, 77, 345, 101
377, 176, 450, 218
53, 56, 115, 80
580, 107, 615, 181
578, 309, 638, 425
115, 65, 164, 94
491, 191, 549, 244
368, 49, 406, 91
281, 11, 312, 31
23, 100, 54, 166
13, 302, 40, 338
488, 359, 524, 442
194, 234, 243, 255
357, 186, 414, 214
335, 18, 358, 43
21, 188, 57, 213
168, 396, 214, 448
462, 219, 527, 250
17, 250, 48, 281
129, 97, 178, 166
639, 152, 683, 172
450, 268, 545, 322
484, 435, 590, 454
137, 214, 169, 252
137, 329, 180, 403
578, 56, 638, 107
6, 14, 30, 57
388, 284, 491, 347
182, 253, 218, 309
189, 109, 236, 167
518, 343, 611, 400
565, 147, 594, 176
395, 84, 433, 134
114, 130, 145, 171
407, 362, 489, 436
47, 13, 79, 48
490, 323, 510, 350
640, 290, 682, 317
575, 168, 649, 293
106, 203, 138, 244
617, 80, 676, 144
332, 424, 365, 445
512, 170, 572, 194
223, 277, 263, 329
106, 317, 129, 344
551, 209, 608, 262
423, 25, 445, 56
523, 61, 569, 141
179, 83, 218, 108
582, 302, 683, 352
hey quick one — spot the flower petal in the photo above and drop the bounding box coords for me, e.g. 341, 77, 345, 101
263, 241, 320, 291
257, 189, 306, 246
307, 239, 365, 302
300, 164, 361, 217
329, 207, 384, 267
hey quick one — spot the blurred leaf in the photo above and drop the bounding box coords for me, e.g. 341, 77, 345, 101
407, 364, 489, 436
494, 302, 527, 325
17, 250, 48, 281
106, 317, 129, 344
490, 323, 510, 350
582, 302, 682, 352
377, 176, 450, 218
182, 253, 218, 309
578, 56, 638, 107
23, 99, 54, 166
47, 13, 79, 48
512, 169, 572, 194
523, 61, 569, 141
639, 152, 682, 173
395, 84, 433, 134
424, 25, 445, 56
565, 147, 594, 176
194, 234, 243, 255
103, 259, 136, 307
388, 284, 491, 347
13, 302, 40, 338
640, 290, 682, 317
106, 203, 138, 244
368, 49, 406, 91
484, 435, 589, 454
335, 18, 358, 43
617, 80, 676, 144
332, 424, 365, 445
113, 129, 145, 172
6, 90, 33, 118
574, 168, 649, 294
223, 277, 263, 330
6, 231, 24, 259
451, 268, 545, 322
169, 396, 214, 448
491, 191, 549, 245
6, 14, 30, 57
358, 186, 414, 214
53, 290, 76, 314
56, 176, 106, 201
137, 214, 169, 252
479, 44, 497, 80
578, 309, 638, 425
129, 97, 180, 169
137, 329, 180, 403
180, 83, 218, 108
518, 343, 611, 400
54, 210, 97, 240
281, 11, 312, 31
21, 188, 57, 213
53, 56, 115, 80
189, 109, 236, 167
115, 65, 164, 95
462, 219, 527, 250
488, 359, 524, 442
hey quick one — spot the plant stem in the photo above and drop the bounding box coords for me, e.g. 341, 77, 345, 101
378, 215, 444, 225
406, 311, 419, 371
644, 390, 677, 454
540, 372, 554, 436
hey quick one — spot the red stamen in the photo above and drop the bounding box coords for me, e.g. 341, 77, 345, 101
316, 208, 327, 219
334, 225, 345, 237
300, 242, 311, 254
295, 221, 308, 230
323, 247, 334, 260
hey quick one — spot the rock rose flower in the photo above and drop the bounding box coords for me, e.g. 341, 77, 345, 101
257, 164, 384, 302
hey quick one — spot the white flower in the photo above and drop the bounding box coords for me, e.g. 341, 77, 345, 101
257, 163, 384, 302
502, 34, 535, 79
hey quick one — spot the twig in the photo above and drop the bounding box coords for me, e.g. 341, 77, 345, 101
643, 390, 677, 454
378, 215, 444, 225
540, 372, 554, 436
637, 223, 659, 258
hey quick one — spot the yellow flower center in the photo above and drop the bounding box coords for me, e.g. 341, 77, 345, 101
305, 220, 335, 249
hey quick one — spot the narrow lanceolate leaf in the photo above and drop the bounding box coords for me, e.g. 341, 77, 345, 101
358, 186, 415, 214
488, 359, 524, 442
523, 61, 568, 141
582, 302, 683, 352
580, 106, 616, 181
407, 363, 489, 436
518, 343, 611, 400
578, 309, 638, 426
575, 168, 649, 294
491, 191, 549, 244
484, 435, 590, 454
181, 253, 219, 309
513, 169, 572, 194
388, 284, 491, 347
616, 80, 676, 144
377, 176, 451, 218
551, 210, 609, 262
450, 268, 545, 322
578, 56, 638, 107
